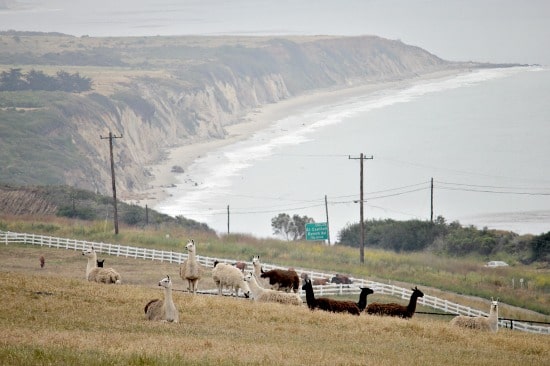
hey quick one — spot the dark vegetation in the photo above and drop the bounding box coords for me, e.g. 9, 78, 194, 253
0, 68, 92, 92
0, 184, 213, 233
338, 216, 548, 265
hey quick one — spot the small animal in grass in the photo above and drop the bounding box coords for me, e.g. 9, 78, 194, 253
39, 255, 45, 268
97, 259, 105, 268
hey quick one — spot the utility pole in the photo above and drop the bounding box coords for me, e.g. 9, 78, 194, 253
100, 131, 123, 235
349, 153, 373, 264
325, 194, 331, 245
227, 205, 230, 235
430, 177, 434, 222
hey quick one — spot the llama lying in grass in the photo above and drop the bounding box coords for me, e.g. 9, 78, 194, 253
331, 273, 353, 284
212, 261, 250, 298
82, 247, 121, 284
302, 278, 371, 316
366, 286, 424, 318
243, 272, 302, 306
450, 298, 499, 332
179, 239, 201, 294
144, 275, 179, 323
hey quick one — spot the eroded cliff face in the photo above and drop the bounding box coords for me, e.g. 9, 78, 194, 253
64, 71, 293, 196
2, 34, 465, 198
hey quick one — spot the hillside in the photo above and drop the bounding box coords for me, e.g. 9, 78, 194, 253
0, 31, 500, 201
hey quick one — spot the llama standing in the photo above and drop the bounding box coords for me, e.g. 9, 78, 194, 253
144, 275, 179, 323
179, 239, 200, 294
366, 286, 424, 318
450, 298, 499, 332
82, 247, 122, 284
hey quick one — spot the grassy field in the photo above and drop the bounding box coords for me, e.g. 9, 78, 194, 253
0, 255, 548, 365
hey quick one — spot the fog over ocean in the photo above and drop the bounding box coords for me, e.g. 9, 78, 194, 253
3, 0, 549, 238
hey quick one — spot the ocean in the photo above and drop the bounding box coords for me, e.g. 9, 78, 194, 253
156, 67, 550, 239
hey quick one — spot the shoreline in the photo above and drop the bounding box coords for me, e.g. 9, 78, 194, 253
129, 68, 471, 209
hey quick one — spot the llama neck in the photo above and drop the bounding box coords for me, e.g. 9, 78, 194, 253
407, 293, 420, 314
357, 290, 369, 311
247, 275, 264, 297
164, 286, 176, 312
86, 252, 98, 278
488, 304, 498, 322
304, 283, 316, 308
253, 262, 262, 277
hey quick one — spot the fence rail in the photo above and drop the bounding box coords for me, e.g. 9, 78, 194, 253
2, 230, 548, 334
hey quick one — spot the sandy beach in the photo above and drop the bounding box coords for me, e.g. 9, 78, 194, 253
133, 68, 468, 209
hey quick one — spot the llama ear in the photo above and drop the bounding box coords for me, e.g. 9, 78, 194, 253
491, 296, 494, 301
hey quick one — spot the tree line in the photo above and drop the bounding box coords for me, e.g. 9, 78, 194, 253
0, 68, 92, 93
337, 216, 548, 264
271, 213, 548, 264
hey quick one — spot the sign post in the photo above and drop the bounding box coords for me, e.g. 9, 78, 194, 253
305, 222, 328, 241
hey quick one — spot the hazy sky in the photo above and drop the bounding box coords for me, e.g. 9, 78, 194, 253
1, 0, 549, 65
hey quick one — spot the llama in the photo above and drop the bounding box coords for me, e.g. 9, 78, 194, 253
179, 239, 200, 294
144, 275, 179, 323
212, 261, 250, 297
260, 268, 300, 293
366, 286, 424, 318
82, 247, 121, 284
302, 278, 367, 316
39, 255, 45, 268
251, 255, 269, 287
301, 273, 330, 286
450, 298, 499, 332
331, 273, 353, 284
243, 272, 302, 306
233, 261, 247, 272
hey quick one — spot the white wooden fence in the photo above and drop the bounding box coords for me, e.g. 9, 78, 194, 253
1, 230, 548, 334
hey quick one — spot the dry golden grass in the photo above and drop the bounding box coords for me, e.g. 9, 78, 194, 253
0, 245, 548, 365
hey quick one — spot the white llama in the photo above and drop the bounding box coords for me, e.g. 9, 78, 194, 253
179, 239, 201, 293
450, 298, 499, 332
144, 275, 179, 323
82, 247, 121, 284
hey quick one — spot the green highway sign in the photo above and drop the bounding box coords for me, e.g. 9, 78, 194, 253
305, 222, 328, 241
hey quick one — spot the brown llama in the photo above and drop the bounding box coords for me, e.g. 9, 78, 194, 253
366, 286, 424, 318
302, 278, 372, 316
260, 268, 300, 293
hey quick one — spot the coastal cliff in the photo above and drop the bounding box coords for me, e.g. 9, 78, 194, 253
0, 33, 481, 199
